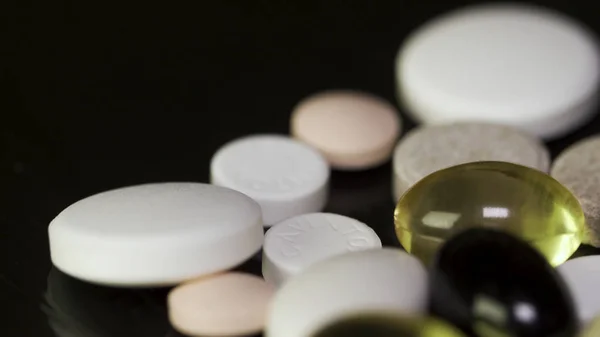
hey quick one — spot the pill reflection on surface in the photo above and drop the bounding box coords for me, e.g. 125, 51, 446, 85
310, 312, 466, 337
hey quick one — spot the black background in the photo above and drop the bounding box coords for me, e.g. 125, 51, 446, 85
3, 1, 600, 336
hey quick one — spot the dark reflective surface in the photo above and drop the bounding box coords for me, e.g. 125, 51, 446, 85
43, 268, 170, 337
3, 1, 600, 337
429, 228, 578, 337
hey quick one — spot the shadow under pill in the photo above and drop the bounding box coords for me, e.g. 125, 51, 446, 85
237, 251, 263, 275
570, 244, 600, 259
41, 267, 171, 337
326, 163, 400, 248
326, 164, 393, 216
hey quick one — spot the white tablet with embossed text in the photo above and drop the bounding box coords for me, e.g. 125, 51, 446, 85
262, 213, 381, 287
210, 135, 330, 226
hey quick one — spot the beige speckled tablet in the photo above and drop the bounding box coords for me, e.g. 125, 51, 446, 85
168, 272, 275, 336
551, 136, 600, 246
291, 90, 401, 170
392, 122, 550, 201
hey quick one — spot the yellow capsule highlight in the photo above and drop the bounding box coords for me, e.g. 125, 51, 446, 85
394, 161, 585, 266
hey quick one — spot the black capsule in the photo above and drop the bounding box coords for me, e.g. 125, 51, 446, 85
429, 228, 577, 337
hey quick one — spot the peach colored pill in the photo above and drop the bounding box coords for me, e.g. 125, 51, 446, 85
168, 272, 275, 336
291, 90, 401, 171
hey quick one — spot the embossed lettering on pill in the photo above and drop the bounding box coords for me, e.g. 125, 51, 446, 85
262, 213, 383, 286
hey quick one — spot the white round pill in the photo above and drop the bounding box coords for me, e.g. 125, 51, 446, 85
210, 135, 330, 226
168, 272, 275, 336
396, 3, 600, 139
392, 122, 550, 201
558, 256, 600, 325
48, 183, 263, 287
262, 213, 382, 287
265, 248, 428, 337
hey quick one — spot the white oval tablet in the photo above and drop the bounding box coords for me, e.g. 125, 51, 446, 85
392, 122, 550, 201
558, 256, 600, 325
551, 136, 600, 246
291, 90, 402, 170
168, 272, 275, 336
210, 135, 330, 226
265, 248, 428, 337
262, 213, 382, 287
48, 183, 263, 287
397, 3, 600, 139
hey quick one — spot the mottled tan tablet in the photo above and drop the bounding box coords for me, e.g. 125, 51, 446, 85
551, 136, 600, 246
291, 90, 401, 170
168, 272, 275, 336
392, 122, 550, 201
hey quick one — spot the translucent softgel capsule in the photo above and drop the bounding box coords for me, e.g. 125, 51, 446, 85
311, 313, 466, 337
394, 161, 585, 266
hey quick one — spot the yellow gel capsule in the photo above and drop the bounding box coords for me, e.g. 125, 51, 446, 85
311, 312, 466, 337
394, 161, 585, 266
579, 316, 600, 337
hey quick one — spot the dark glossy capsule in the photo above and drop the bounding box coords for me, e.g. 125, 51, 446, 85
429, 228, 577, 337
310, 312, 466, 337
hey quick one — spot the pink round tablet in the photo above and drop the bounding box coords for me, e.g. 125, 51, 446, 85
291, 90, 402, 170
168, 272, 275, 336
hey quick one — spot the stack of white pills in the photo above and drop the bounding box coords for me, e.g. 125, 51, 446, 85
46, 2, 600, 337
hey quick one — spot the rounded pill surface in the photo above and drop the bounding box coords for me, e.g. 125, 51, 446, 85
291, 90, 401, 170
44, 267, 170, 336
48, 183, 263, 286
262, 212, 382, 287
394, 161, 584, 266
551, 136, 600, 246
558, 256, 600, 325
168, 272, 275, 337
266, 248, 428, 337
396, 3, 600, 139
392, 122, 550, 201
210, 134, 329, 226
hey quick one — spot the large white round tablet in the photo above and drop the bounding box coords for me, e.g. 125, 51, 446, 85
262, 213, 382, 287
265, 248, 428, 337
210, 135, 330, 226
557, 256, 600, 325
48, 183, 264, 287
396, 3, 600, 139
